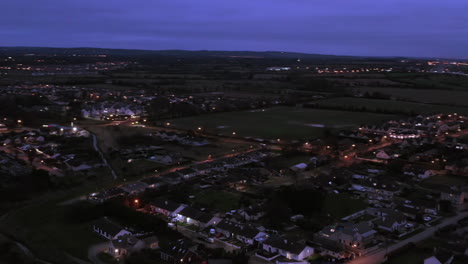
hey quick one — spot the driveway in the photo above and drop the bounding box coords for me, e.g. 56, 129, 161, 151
88, 242, 109, 264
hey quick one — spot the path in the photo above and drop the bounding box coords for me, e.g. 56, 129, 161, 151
91, 132, 118, 180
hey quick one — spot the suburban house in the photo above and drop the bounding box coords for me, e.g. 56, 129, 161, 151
373, 211, 407, 233
290, 163, 308, 172
160, 172, 183, 185
445, 162, 468, 176
238, 205, 266, 221
350, 180, 400, 200
108, 234, 159, 258
176, 168, 199, 179
179, 137, 210, 146
403, 166, 436, 179
424, 253, 454, 264
396, 205, 420, 220
160, 239, 200, 264
319, 222, 377, 253
141, 177, 166, 189
92, 217, 132, 240
175, 206, 221, 228
149, 154, 175, 165
440, 186, 467, 205
120, 181, 149, 194
260, 235, 314, 263
375, 149, 401, 160
149, 199, 186, 218
215, 220, 268, 246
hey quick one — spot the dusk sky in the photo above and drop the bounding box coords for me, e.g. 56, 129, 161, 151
2, 0, 467, 58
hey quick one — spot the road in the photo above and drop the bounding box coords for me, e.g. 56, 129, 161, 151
348, 211, 468, 264
97, 120, 282, 150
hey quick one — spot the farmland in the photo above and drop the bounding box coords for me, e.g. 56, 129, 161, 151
165, 107, 397, 140
314, 97, 468, 115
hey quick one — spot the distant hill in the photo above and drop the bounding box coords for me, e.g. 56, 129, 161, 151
0, 46, 383, 60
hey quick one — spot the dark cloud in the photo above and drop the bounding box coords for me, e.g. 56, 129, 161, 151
1, 0, 467, 58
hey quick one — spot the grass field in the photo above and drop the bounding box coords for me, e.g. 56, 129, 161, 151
385, 238, 440, 264
192, 190, 242, 213
165, 107, 397, 140
353, 87, 468, 106
0, 199, 105, 263
387, 73, 468, 91
323, 194, 367, 219
315, 97, 468, 115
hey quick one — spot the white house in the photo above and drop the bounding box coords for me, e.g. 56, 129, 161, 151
261, 235, 314, 262
176, 206, 221, 228
149, 199, 186, 218
93, 217, 132, 240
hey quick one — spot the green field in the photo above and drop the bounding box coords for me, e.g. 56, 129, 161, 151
166, 107, 397, 140
315, 97, 468, 115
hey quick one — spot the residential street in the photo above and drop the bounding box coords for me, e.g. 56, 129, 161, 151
348, 211, 468, 264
